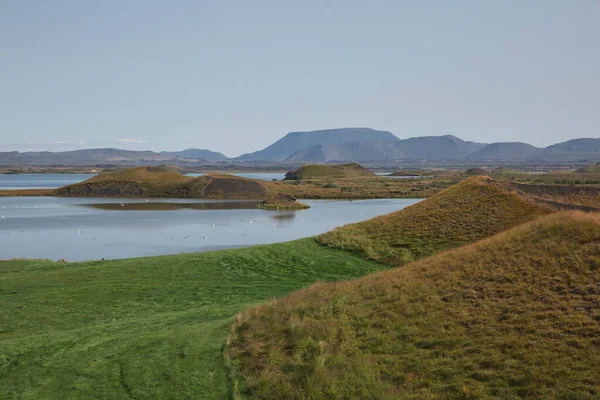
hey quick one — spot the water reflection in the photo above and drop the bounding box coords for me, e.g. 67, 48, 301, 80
79, 201, 262, 211
270, 212, 297, 226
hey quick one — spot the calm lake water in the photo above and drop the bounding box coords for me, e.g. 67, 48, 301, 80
0, 174, 96, 190
0, 173, 286, 190
0, 197, 420, 261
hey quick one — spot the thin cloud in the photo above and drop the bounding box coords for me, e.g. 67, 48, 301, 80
117, 138, 147, 145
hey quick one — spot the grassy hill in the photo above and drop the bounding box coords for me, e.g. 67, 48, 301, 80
284, 163, 375, 180
227, 212, 600, 399
576, 162, 600, 174
53, 167, 270, 198
319, 177, 551, 265
0, 239, 386, 399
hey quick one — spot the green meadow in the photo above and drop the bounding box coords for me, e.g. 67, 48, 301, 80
0, 239, 385, 399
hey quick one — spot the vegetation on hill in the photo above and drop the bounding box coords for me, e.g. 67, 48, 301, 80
0, 239, 386, 399
284, 163, 375, 180
257, 193, 310, 210
227, 212, 600, 399
576, 162, 600, 174
464, 167, 489, 176
319, 177, 551, 265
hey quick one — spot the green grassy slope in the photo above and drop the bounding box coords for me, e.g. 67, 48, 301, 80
228, 212, 600, 400
319, 177, 551, 265
0, 239, 385, 400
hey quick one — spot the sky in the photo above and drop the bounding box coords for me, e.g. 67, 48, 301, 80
1, 1, 599, 157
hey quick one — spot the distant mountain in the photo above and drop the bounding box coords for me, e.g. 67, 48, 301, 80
235, 128, 399, 162
285, 141, 407, 162
538, 138, 600, 161
0, 148, 227, 166
395, 135, 486, 161
467, 142, 542, 161
160, 149, 228, 161
285, 135, 486, 162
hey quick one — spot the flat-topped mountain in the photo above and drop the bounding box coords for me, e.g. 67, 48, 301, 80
285, 134, 485, 162
235, 128, 399, 162
159, 148, 228, 161
285, 141, 407, 162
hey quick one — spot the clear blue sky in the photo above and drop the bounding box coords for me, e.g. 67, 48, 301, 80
1, 1, 599, 157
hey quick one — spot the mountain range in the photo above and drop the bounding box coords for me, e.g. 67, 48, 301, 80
1, 128, 599, 166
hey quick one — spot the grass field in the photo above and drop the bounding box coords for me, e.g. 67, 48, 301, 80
0, 239, 386, 399
228, 212, 600, 399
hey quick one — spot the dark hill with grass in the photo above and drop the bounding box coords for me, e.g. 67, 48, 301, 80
54, 166, 269, 198
257, 193, 310, 210
284, 163, 375, 180
227, 212, 600, 399
319, 177, 551, 265
464, 167, 489, 176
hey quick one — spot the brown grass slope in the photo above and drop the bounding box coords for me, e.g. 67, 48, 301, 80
284, 163, 375, 180
319, 177, 551, 265
227, 212, 600, 399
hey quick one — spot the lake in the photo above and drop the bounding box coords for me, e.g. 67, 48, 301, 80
0, 197, 420, 261
0, 172, 286, 190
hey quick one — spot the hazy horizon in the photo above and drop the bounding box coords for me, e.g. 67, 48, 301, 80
2, 1, 599, 156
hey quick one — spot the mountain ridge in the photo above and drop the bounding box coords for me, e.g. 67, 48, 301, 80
2, 129, 600, 166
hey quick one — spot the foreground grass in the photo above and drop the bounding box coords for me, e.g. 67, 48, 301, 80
228, 212, 600, 399
319, 177, 551, 265
0, 239, 385, 399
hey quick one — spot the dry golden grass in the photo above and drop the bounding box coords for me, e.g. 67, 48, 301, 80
227, 212, 600, 399
319, 177, 552, 265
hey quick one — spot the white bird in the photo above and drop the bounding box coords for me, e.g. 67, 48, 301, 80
250, 221, 253, 224
212, 224, 216, 227
204, 236, 208, 239
121, 203, 125, 207
1, 216, 4, 219
77, 230, 81, 234
272, 224, 276, 227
